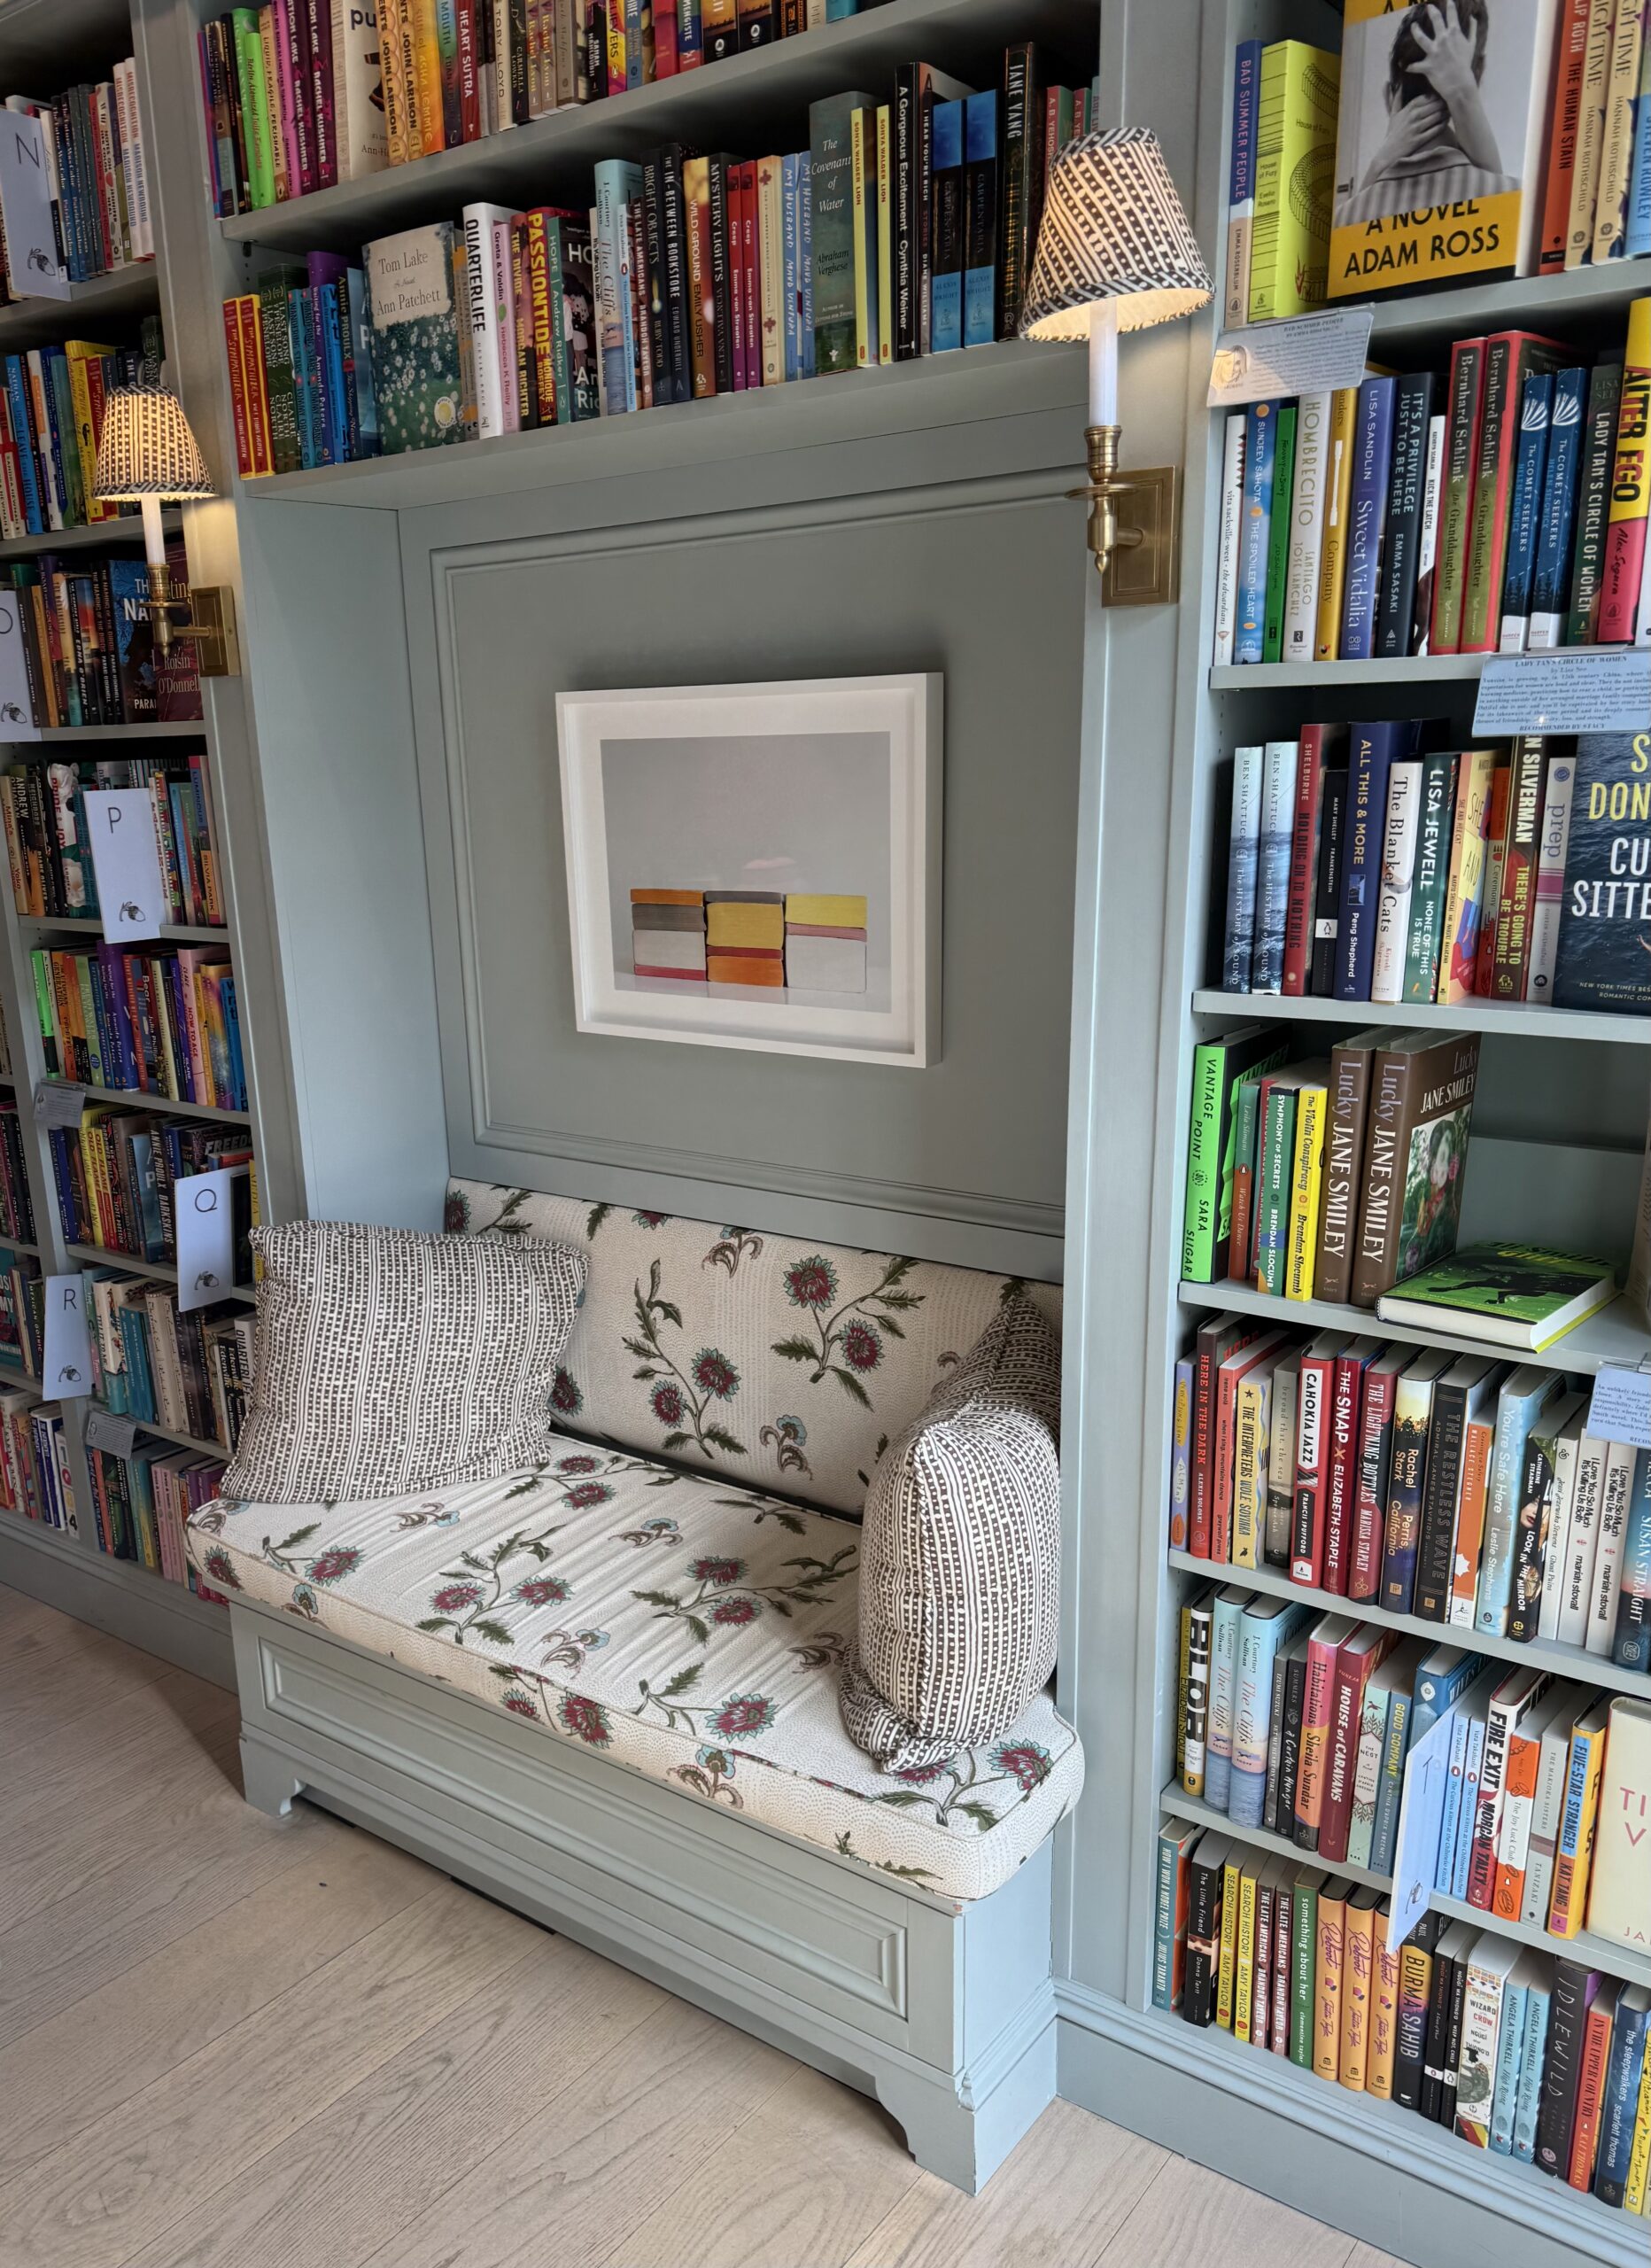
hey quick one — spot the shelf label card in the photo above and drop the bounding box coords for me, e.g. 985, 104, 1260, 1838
1388, 1706, 1453, 1952
0, 112, 69, 301
1585, 1362, 1651, 1449
82, 789, 166, 941
42, 1272, 92, 1399
84, 1405, 137, 1457
0, 592, 38, 737
177, 1169, 236, 1313
1207, 308, 1375, 407
1473, 649, 1651, 736
33, 1081, 84, 1130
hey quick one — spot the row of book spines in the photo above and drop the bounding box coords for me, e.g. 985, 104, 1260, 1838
221, 269, 380, 478
34, 950, 244, 1112
1538, 0, 1651, 273
1158, 1822, 1651, 2205
87, 1276, 252, 1455
0, 1393, 74, 1533
0, 344, 151, 542
1224, 735, 1578, 1014
2, 72, 154, 288
1222, 39, 1340, 330
53, 1135, 252, 1287
0, 1258, 45, 1375
87, 1439, 228, 1583
1215, 302, 1651, 671
0, 1130, 37, 1249
1, 765, 223, 928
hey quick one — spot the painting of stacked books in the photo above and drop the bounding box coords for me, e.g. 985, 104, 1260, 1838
631, 890, 869, 994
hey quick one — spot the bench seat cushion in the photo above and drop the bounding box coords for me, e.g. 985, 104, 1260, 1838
189, 1447, 1082, 1904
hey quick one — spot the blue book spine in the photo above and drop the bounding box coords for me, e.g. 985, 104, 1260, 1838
1229, 40, 1261, 207
307, 288, 334, 465
1230, 1604, 1307, 1828
1528, 366, 1586, 647
346, 269, 381, 455
321, 287, 349, 463
1498, 370, 1553, 649
1410, 1650, 1484, 1748
1477, 1379, 1556, 1636
288, 292, 320, 470
962, 91, 996, 351
593, 159, 643, 414
1438, 1706, 1471, 1889
930, 101, 964, 354
1205, 1588, 1246, 1814
1627, 74, 1651, 258
1223, 743, 1263, 992
1488, 1980, 1527, 2155
1250, 739, 1297, 992
781, 154, 800, 383
1234, 400, 1277, 665
1612, 1453, 1651, 1667
624, 0, 642, 85
4, 359, 42, 534
1370, 1682, 1412, 1877
799, 157, 815, 376
826, 0, 857, 17
1450, 1715, 1484, 1896
1334, 719, 1415, 1000
1596, 1994, 1650, 2202
1337, 376, 1396, 662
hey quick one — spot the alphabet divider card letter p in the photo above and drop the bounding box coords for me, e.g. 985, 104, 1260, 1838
82, 788, 166, 941
42, 1273, 93, 1398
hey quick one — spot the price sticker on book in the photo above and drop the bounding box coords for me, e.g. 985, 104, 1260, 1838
1472, 649, 1651, 737
83, 1406, 137, 1458
1585, 1362, 1651, 1450
41, 1273, 92, 1399
176, 1169, 237, 1314
33, 1082, 84, 1130
1207, 307, 1375, 407
82, 788, 166, 941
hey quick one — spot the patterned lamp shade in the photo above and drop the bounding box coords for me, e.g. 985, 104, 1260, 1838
1020, 128, 1213, 340
92, 385, 215, 501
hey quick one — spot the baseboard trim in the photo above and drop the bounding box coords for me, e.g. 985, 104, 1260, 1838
1053, 1981, 1642, 2268
0, 1516, 236, 1689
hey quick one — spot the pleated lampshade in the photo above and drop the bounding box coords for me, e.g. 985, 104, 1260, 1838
92, 385, 215, 501
1020, 128, 1213, 339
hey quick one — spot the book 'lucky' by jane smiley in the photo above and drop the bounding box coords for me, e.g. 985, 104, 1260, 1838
1329, 0, 1563, 300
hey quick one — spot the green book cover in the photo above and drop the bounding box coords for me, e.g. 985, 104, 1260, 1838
1289, 1871, 1319, 2066
231, 8, 276, 212
1255, 1086, 1297, 1297
366, 223, 468, 455
1261, 405, 1297, 663
1379, 1244, 1617, 1332
1401, 750, 1460, 1002
257, 265, 306, 477
1181, 1026, 1290, 1282
1248, 41, 1339, 322
810, 91, 874, 377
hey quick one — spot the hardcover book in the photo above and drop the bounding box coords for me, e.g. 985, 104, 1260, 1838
809, 92, 873, 374
1376, 1244, 1618, 1352
365, 221, 469, 452
1350, 1029, 1480, 1307
1553, 730, 1651, 1012
1248, 40, 1339, 321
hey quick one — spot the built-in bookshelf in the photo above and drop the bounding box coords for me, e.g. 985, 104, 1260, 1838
1138, 0, 1651, 2256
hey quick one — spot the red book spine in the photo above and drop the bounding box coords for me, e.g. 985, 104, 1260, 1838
655, 4, 678, 74
1293, 1628, 1342, 1845
236, 295, 272, 476
1348, 1365, 1396, 1604
306, 0, 336, 189
1230, 1158, 1255, 1288
1190, 1340, 1219, 1558
221, 298, 253, 478
1213, 1365, 1244, 1565
1568, 1996, 1616, 2188
1322, 1352, 1366, 1598
1291, 1350, 1335, 1586
1539, 0, 1592, 273
1281, 727, 1325, 997
740, 162, 760, 392
458, 0, 482, 138
1317, 1648, 1368, 1865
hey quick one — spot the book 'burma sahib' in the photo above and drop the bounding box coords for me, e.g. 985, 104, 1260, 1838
1376, 1242, 1619, 1350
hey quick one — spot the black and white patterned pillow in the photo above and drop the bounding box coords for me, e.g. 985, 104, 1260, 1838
221, 1220, 586, 1505
840, 1294, 1061, 1771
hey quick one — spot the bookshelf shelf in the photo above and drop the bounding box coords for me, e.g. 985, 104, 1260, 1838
1210, 654, 1489, 691
243, 335, 1088, 511
0, 1235, 42, 1257
18, 915, 229, 944
1166, 1549, 1651, 1702
0, 0, 136, 82
106, 1407, 231, 1461
0, 266, 159, 353
64, 1242, 255, 1300
1176, 1280, 1651, 1377
1188, 991, 1651, 1045
1430, 1895, 1651, 1994
14, 721, 209, 742
219, 0, 1100, 254
43, 1080, 250, 1124
1364, 261, 1651, 349
1163, 1788, 1393, 1893
0, 511, 173, 563
0, 1354, 35, 1385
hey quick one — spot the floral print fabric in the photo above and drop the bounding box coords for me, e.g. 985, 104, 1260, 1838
441, 1182, 1062, 1519
189, 1448, 1082, 1903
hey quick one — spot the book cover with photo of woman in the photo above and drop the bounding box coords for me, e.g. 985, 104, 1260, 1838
1329, 0, 1563, 299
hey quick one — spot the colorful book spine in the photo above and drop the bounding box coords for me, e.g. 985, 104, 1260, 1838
1235, 400, 1277, 668
1528, 366, 1588, 649
1337, 376, 1394, 663
1600, 297, 1651, 645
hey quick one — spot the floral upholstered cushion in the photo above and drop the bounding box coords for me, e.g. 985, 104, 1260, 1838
187, 1447, 1082, 1903
442, 1181, 1061, 1519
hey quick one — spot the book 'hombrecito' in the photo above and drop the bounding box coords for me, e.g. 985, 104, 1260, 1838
1376, 1243, 1619, 1351
1328, 0, 1563, 300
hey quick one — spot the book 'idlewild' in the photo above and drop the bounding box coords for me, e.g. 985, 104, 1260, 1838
1376, 1242, 1619, 1350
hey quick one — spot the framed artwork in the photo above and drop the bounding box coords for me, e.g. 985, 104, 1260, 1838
555, 672, 942, 1067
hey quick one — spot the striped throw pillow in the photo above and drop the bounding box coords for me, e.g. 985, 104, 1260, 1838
221, 1220, 585, 1505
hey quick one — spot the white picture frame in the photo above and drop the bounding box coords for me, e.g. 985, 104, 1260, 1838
556, 673, 942, 1068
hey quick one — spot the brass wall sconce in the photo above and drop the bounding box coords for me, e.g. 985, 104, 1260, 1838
92, 386, 241, 675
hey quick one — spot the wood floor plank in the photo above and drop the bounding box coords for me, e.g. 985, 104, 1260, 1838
1091, 2156, 1356, 2268
0, 1826, 436, 2179
354, 1991, 798, 2268
1343, 2247, 1411, 2268
6, 1666, 238, 1822
119, 1934, 665, 2268
0, 1880, 542, 2268
0, 1585, 182, 1713
843, 2100, 1169, 2268
607, 2061, 926, 2268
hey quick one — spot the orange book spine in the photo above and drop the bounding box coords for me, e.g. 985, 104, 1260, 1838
1492, 1724, 1544, 1919
221, 297, 252, 478
1313, 1882, 1346, 2082
1338, 1896, 1374, 2091
1449, 1415, 1496, 1622
236, 294, 273, 478
1367, 1921, 1400, 2099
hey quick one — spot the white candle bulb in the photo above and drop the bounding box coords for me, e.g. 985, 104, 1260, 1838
139, 491, 167, 576
1088, 298, 1119, 427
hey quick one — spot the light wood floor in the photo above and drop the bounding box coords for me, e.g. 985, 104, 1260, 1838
0, 1581, 1412, 2268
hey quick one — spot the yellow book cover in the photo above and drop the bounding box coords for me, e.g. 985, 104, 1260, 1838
1233, 1369, 1269, 1571
378, 0, 407, 166
1217, 1852, 1243, 2029
1593, 0, 1647, 260
63, 345, 115, 524
851, 107, 875, 369
1249, 41, 1340, 321
1286, 1084, 1327, 1301
1368, 1918, 1400, 2098
1436, 746, 1500, 1005
1568, 0, 1617, 266
396, 0, 424, 159
1175, 1596, 1190, 1776
407, 0, 444, 156
1233, 1863, 1260, 2041
1338, 1887, 1377, 2090
1585, 1695, 1651, 1951
1313, 1879, 1346, 2082
1548, 1701, 1609, 1936
1313, 387, 1359, 657
876, 105, 893, 366
1625, 2030, 1651, 2212
1328, 0, 1562, 299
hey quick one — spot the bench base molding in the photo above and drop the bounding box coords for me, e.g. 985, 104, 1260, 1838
229, 1600, 1057, 2194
